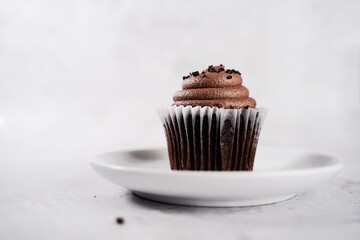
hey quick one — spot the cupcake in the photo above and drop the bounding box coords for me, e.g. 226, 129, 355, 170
159, 64, 267, 171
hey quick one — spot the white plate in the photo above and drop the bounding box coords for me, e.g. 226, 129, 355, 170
90, 146, 344, 207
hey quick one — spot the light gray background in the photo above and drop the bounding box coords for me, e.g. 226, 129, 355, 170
0, 0, 359, 239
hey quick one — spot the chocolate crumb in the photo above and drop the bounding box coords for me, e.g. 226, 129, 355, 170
116, 217, 124, 225
201, 71, 205, 74
217, 68, 225, 72
183, 75, 190, 80
225, 69, 230, 73
227, 75, 232, 79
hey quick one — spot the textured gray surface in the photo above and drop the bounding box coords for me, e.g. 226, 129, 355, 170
0, 151, 359, 240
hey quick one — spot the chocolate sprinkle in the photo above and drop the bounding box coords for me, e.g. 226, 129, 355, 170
192, 71, 199, 76
207, 65, 217, 72
227, 75, 232, 79
208, 66, 216, 72
185, 65, 241, 79
116, 217, 124, 225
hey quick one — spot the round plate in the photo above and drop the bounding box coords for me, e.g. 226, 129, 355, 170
90, 146, 344, 207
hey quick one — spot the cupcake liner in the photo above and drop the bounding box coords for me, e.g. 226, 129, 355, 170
159, 105, 267, 171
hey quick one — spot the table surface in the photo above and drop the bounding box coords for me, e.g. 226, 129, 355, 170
0, 113, 359, 240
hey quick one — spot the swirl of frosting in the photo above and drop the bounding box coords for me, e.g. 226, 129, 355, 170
173, 65, 256, 108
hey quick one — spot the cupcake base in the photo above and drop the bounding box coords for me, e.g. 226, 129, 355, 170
159, 106, 267, 171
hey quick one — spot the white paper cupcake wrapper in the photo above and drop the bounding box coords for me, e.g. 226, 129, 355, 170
158, 106, 267, 171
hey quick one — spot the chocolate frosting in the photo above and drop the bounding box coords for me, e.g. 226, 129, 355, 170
173, 65, 256, 108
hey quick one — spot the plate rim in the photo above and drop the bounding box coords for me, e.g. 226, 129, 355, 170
90, 146, 345, 177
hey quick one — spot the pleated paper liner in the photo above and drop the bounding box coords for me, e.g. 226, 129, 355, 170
159, 106, 267, 171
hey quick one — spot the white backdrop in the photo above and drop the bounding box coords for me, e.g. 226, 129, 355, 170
1, 1, 360, 240
0, 0, 359, 166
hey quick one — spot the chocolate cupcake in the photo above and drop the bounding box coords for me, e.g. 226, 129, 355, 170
159, 65, 267, 171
